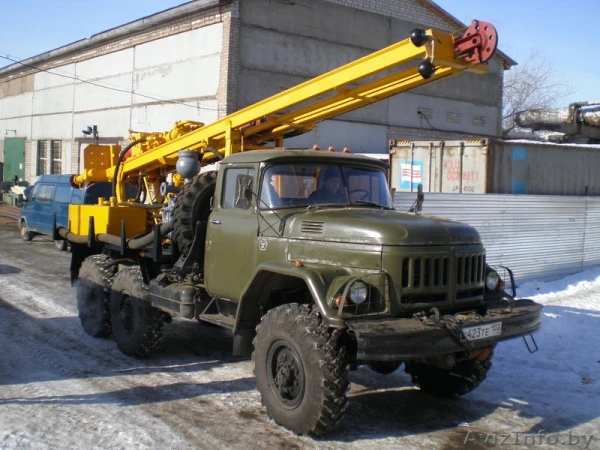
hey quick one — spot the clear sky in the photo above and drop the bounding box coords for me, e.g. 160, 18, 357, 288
435, 0, 600, 106
1, 0, 598, 106
0, 0, 188, 65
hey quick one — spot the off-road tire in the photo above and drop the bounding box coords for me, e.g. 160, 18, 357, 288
367, 360, 402, 375
55, 240, 67, 251
171, 171, 217, 257
20, 222, 33, 241
405, 349, 494, 397
76, 255, 116, 337
110, 266, 167, 357
253, 304, 349, 436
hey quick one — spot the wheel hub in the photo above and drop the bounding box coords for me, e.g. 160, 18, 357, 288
268, 340, 305, 408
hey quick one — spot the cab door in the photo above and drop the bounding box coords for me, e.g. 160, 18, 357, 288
22, 183, 40, 230
204, 167, 258, 300
36, 184, 56, 234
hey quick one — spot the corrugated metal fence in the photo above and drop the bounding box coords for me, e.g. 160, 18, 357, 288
394, 192, 600, 284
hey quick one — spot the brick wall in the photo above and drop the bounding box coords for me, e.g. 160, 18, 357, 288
24, 139, 77, 182
323, 0, 455, 30
28, 140, 37, 180
71, 141, 79, 174
217, 1, 240, 117
25, 140, 32, 181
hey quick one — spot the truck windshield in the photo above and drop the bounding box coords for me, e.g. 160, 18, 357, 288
260, 163, 393, 209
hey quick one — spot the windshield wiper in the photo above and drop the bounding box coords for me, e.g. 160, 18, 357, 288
352, 200, 393, 210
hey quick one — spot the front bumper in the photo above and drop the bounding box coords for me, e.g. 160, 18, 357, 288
347, 299, 542, 362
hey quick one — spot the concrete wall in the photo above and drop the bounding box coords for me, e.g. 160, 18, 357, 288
23, 22, 223, 142
238, 0, 503, 153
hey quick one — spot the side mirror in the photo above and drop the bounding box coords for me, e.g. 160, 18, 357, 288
416, 183, 424, 213
408, 183, 424, 213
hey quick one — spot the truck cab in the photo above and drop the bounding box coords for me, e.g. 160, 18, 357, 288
205, 150, 394, 302
197, 149, 538, 345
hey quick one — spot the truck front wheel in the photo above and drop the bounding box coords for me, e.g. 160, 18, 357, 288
404, 347, 494, 397
110, 267, 168, 357
253, 304, 349, 435
76, 254, 116, 337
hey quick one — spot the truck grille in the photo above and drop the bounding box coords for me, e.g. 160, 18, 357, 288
456, 253, 486, 286
401, 256, 450, 289
401, 252, 485, 290
398, 251, 485, 305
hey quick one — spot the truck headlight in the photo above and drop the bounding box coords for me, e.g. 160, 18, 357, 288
348, 281, 368, 304
485, 270, 500, 290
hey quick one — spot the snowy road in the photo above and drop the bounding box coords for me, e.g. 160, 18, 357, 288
0, 216, 598, 449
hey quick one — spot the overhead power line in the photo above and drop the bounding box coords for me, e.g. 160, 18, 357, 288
0, 53, 220, 112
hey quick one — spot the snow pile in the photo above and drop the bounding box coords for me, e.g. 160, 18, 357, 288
470, 267, 600, 433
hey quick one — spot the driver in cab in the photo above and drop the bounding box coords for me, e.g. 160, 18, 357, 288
310, 167, 347, 203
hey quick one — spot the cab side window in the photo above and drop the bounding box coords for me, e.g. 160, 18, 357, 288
222, 168, 255, 210
30, 184, 41, 201
54, 185, 72, 204
38, 185, 56, 202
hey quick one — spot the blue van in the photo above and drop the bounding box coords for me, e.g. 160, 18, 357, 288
19, 175, 116, 251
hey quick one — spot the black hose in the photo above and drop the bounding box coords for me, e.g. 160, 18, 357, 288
57, 220, 173, 250
112, 138, 147, 198
134, 172, 144, 202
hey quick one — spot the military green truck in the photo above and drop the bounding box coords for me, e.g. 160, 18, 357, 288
61, 21, 542, 435
71, 149, 542, 435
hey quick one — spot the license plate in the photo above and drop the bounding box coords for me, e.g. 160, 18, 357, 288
462, 322, 502, 341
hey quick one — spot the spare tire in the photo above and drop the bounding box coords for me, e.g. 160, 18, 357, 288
171, 171, 217, 257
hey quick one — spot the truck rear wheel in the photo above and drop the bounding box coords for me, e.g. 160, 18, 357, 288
253, 304, 349, 435
76, 254, 116, 337
110, 266, 168, 357
404, 348, 494, 397
171, 171, 217, 257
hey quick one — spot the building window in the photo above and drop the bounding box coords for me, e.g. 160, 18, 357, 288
37, 141, 49, 176
51, 140, 62, 174
37, 140, 62, 175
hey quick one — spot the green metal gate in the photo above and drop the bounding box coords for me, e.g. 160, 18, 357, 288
3, 138, 26, 182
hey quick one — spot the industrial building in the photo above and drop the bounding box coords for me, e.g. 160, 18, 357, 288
0, 0, 513, 185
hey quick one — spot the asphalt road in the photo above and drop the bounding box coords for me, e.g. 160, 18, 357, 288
0, 216, 596, 449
